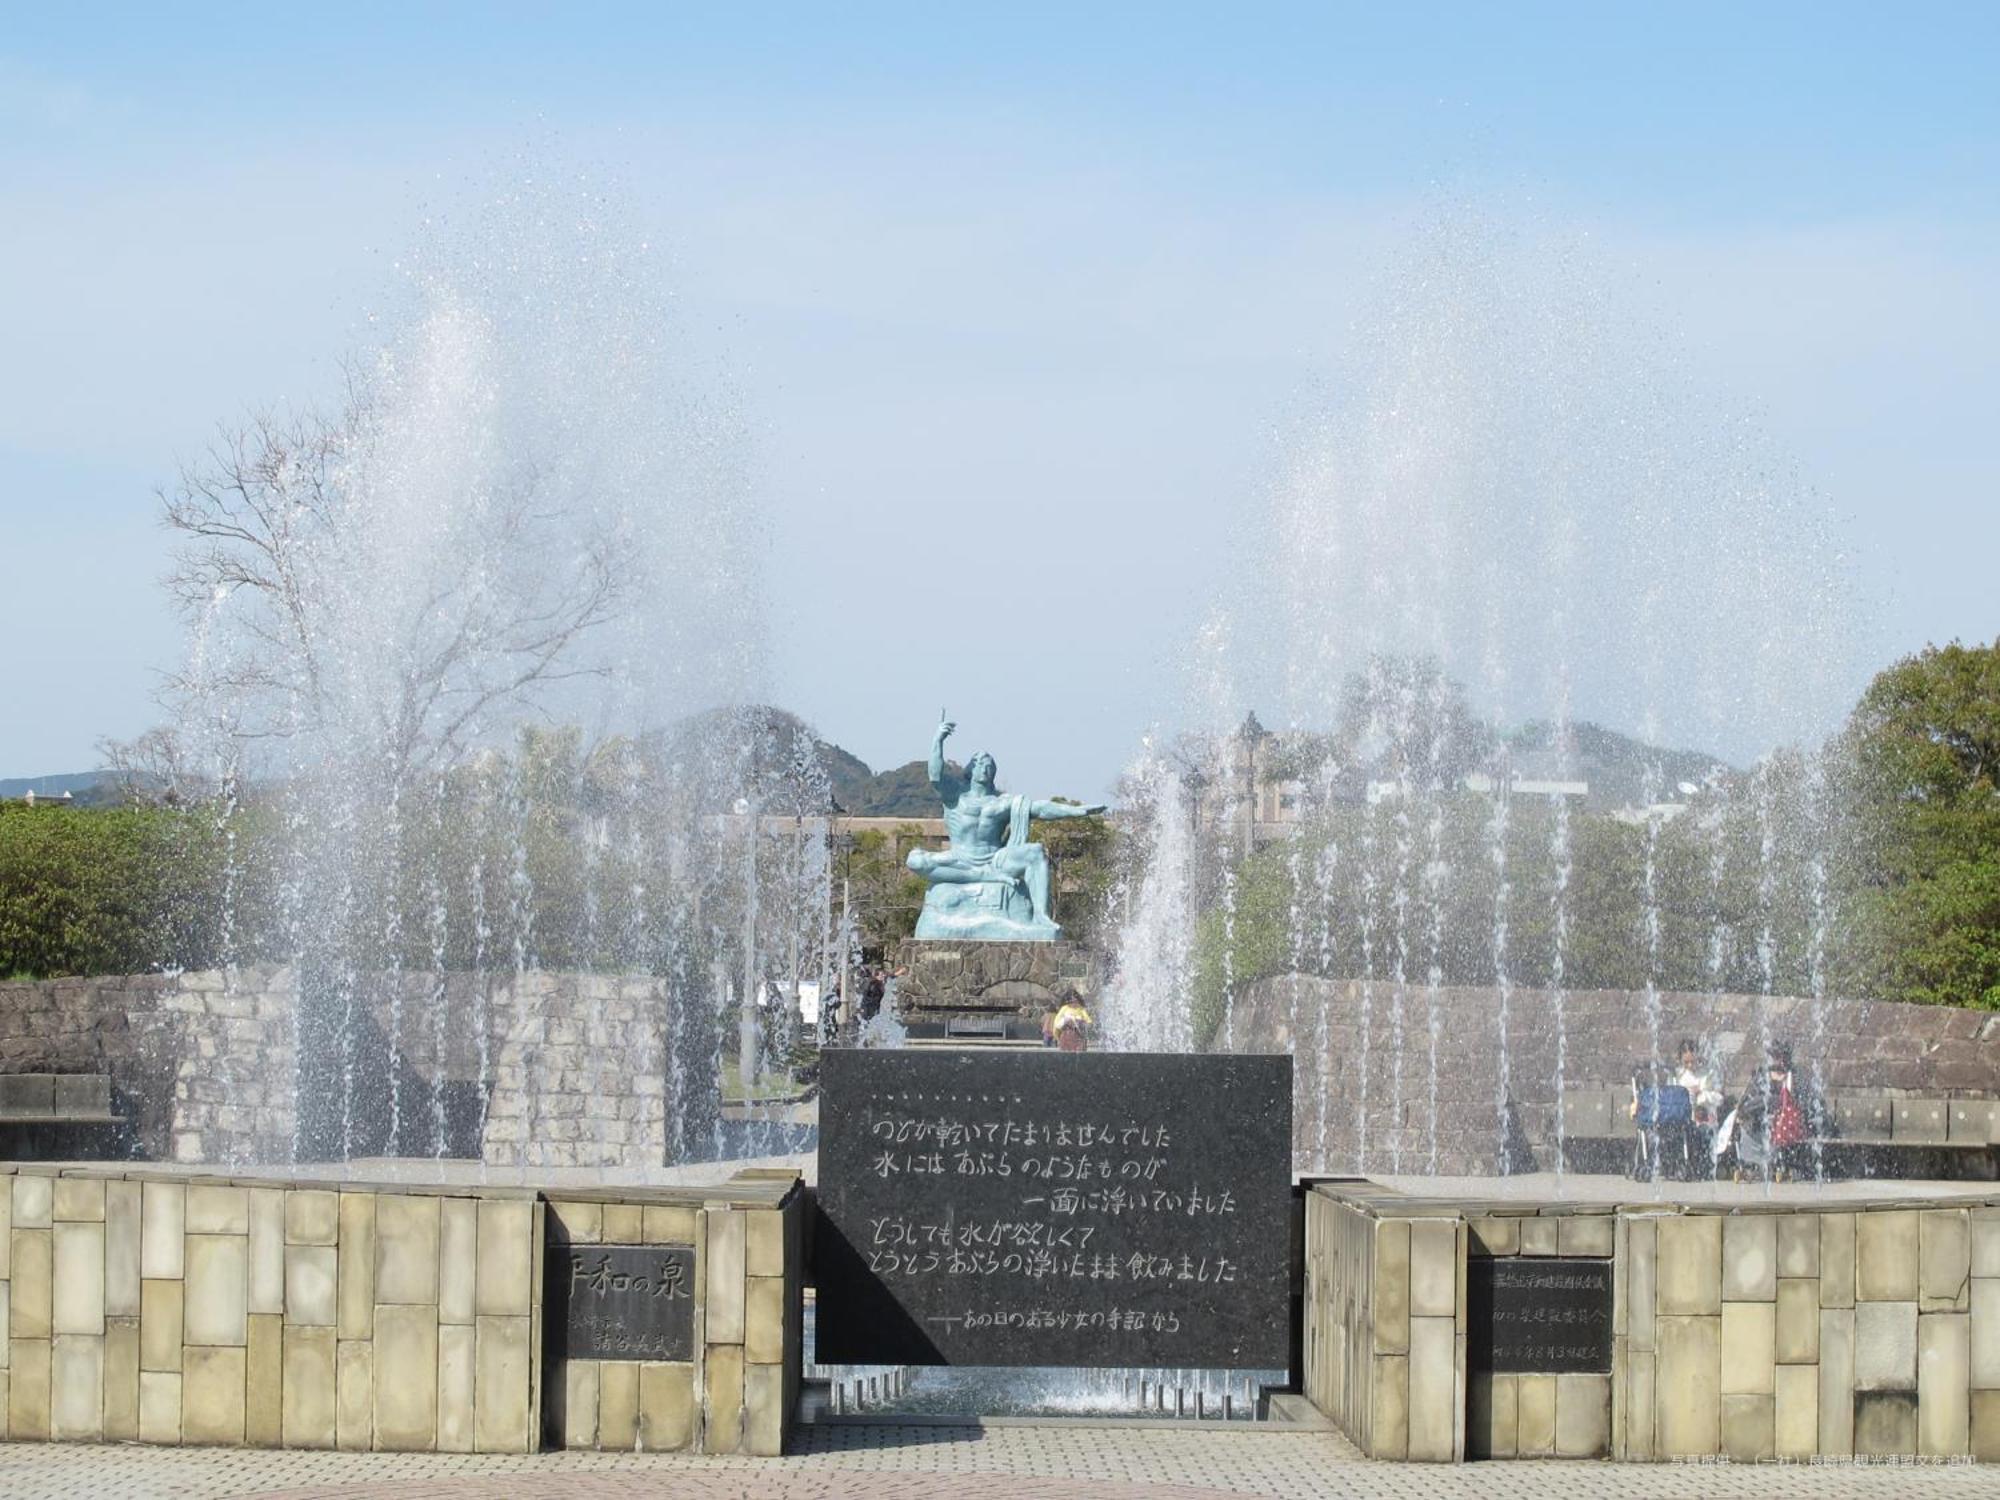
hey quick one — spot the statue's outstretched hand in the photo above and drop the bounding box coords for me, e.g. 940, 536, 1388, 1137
1084, 804, 1108, 816
937, 717, 956, 740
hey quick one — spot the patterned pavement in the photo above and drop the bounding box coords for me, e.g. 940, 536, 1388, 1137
4, 1423, 1997, 1500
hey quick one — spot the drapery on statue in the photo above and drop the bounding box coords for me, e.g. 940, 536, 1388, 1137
905, 712, 1107, 941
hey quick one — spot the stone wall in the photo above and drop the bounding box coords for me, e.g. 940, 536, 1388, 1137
0, 1164, 800, 1455
1227, 976, 2000, 1174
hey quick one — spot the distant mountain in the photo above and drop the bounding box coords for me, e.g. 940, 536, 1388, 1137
0, 771, 126, 806
1508, 720, 1731, 810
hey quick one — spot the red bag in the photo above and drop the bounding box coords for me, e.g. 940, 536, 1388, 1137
1770, 1083, 1806, 1150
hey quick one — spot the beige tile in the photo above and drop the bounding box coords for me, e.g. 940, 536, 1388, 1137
1974, 1208, 2000, 1279
1469, 1216, 1519, 1257
742, 1360, 784, 1457
1721, 1301, 1776, 1395
704, 1341, 745, 1454
141, 1279, 183, 1372
1372, 1218, 1410, 1355
53, 1177, 105, 1223
182, 1344, 246, 1445
437, 1322, 475, 1452
104, 1317, 139, 1441
1819, 1307, 1856, 1457
639, 1360, 694, 1451
1514, 1371, 1554, 1456
598, 1360, 639, 1449
285, 1244, 338, 1328
1918, 1312, 1970, 1456
1626, 1217, 1656, 1353
337, 1193, 376, 1340
1407, 1315, 1455, 1461
705, 1208, 747, 1347
1774, 1361, 1817, 1459
1409, 1219, 1457, 1317
0, 1279, 7, 1358
745, 1275, 786, 1365
601, 1204, 643, 1243
1776, 1278, 1820, 1364
1721, 1392, 1775, 1462
1972, 1277, 2000, 1389
1920, 1210, 1971, 1309
1558, 1214, 1614, 1258
374, 1303, 439, 1450
560, 1360, 598, 1447
1974, 1389, 2000, 1463
1469, 1372, 1516, 1458
1857, 1211, 1920, 1302
1656, 1216, 1721, 1316
50, 1332, 104, 1440
475, 1200, 534, 1317
550, 1200, 601, 1245
645, 1204, 699, 1247
376, 1194, 442, 1306
9, 1336, 51, 1440
186, 1184, 249, 1236
13, 1175, 54, 1230
52, 1220, 106, 1335
1854, 1390, 1917, 1456
0, 1177, 9, 1277
1776, 1214, 1820, 1279
1855, 1300, 1918, 1391
104, 1180, 142, 1319
13, 1227, 54, 1343
1656, 1314, 1720, 1457
1722, 1215, 1777, 1302
281, 1326, 336, 1449
141, 1181, 185, 1280
741, 1207, 782, 1274
241, 1313, 281, 1447
336, 1339, 372, 1451
1625, 1349, 1655, 1460
1555, 1372, 1610, 1458
1820, 1212, 1857, 1309
138, 1369, 181, 1444
440, 1198, 477, 1326
474, 1314, 532, 1452
184, 1233, 249, 1347
285, 1190, 339, 1247
248, 1189, 285, 1316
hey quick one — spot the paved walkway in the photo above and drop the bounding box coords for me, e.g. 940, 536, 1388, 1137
4, 1424, 1997, 1499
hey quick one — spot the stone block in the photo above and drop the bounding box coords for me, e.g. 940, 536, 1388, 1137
744, 1207, 784, 1276
1774, 1362, 1817, 1459
1920, 1209, 1971, 1309
1553, 1372, 1609, 1458
0, 1280, 7, 1356
1892, 1096, 1947, 1143
474, 1314, 532, 1452
141, 1181, 185, 1280
243, 1313, 281, 1447
185, 1233, 248, 1346
285, 1190, 339, 1246
602, 1204, 643, 1243
1469, 1372, 1515, 1458
141, 1278, 183, 1371
1558, 1214, 1614, 1259
437, 1322, 475, 1452
186, 1184, 249, 1236
12, 1227, 53, 1339
285, 1244, 337, 1328
1857, 1211, 1920, 1302
282, 1325, 336, 1448
337, 1193, 376, 1339
1721, 1301, 1776, 1394
1722, 1214, 1777, 1302
549, 1200, 601, 1244
0, 1180, 8, 1280
745, 1275, 786, 1365
52, 1220, 105, 1335
475, 1200, 534, 1317
1721, 1392, 1775, 1462
706, 1208, 748, 1347
1775, 1278, 1820, 1364
705, 1341, 746, 1454
1626, 1218, 1656, 1352
53, 1177, 105, 1223
1855, 1300, 1918, 1391
375, 1194, 441, 1306
9, 1336, 51, 1440
1625, 1349, 1655, 1460
1974, 1209, 2000, 1280
1409, 1219, 1457, 1317
50, 1332, 104, 1439
598, 1360, 639, 1449
1655, 1314, 1720, 1457
1917, 1312, 1970, 1456
1820, 1212, 1857, 1310
440, 1198, 477, 1325
1373, 1218, 1410, 1355
1514, 1371, 1555, 1456
104, 1317, 139, 1441
1407, 1315, 1455, 1461
1973, 1278, 2000, 1389
104, 1180, 142, 1319
1469, 1215, 1520, 1258
183, 1345, 246, 1445
1854, 1390, 1917, 1456
374, 1303, 439, 1450
648, 1204, 701, 1247
138, 1371, 181, 1445
1776, 1214, 1820, 1280
560, 1360, 598, 1447
336, 1339, 371, 1450
1656, 1216, 1721, 1316
248, 1190, 284, 1316
1974, 1389, 2000, 1463
640, 1360, 695, 1451
1518, 1216, 1560, 1257
13, 1174, 53, 1230
743, 1360, 784, 1457
1819, 1308, 1856, 1456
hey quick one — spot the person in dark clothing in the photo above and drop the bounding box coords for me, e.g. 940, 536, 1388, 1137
859, 967, 886, 1023
1727, 1042, 1831, 1182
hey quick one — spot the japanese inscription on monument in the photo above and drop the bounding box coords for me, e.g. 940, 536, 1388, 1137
815, 1049, 1293, 1368
550, 1243, 696, 1362
1466, 1256, 1613, 1374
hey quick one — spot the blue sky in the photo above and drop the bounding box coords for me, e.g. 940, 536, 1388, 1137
3, 5, 1997, 791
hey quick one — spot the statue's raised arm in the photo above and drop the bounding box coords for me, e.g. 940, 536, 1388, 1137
928, 714, 964, 806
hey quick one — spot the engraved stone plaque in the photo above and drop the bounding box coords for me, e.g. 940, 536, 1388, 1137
1467, 1255, 1613, 1374
549, 1243, 696, 1362
814, 1049, 1293, 1368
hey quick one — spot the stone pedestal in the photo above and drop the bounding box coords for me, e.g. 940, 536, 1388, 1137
893, 939, 1099, 1039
